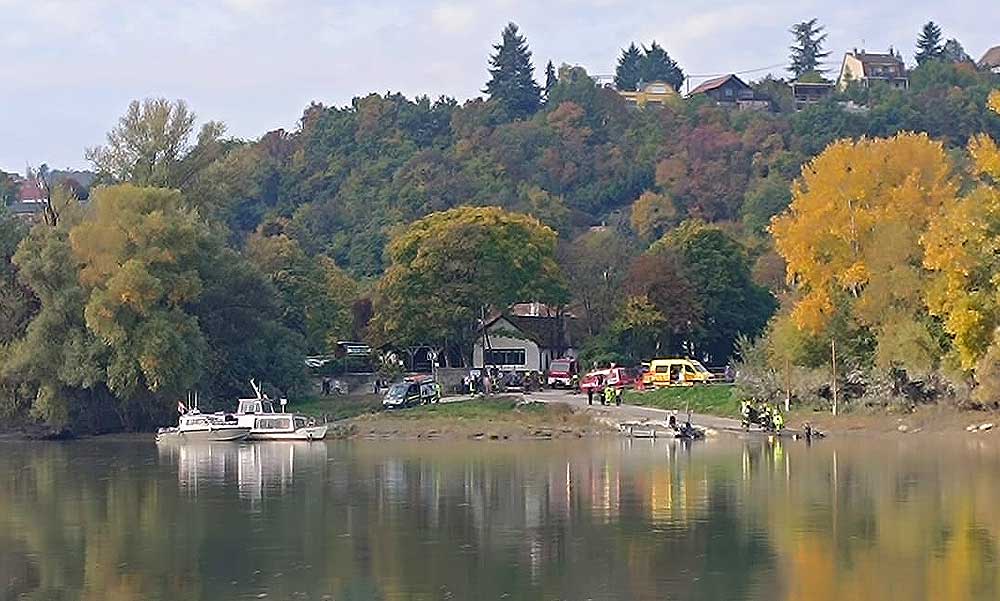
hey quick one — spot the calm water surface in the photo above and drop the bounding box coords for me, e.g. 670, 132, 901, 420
2, 436, 1000, 601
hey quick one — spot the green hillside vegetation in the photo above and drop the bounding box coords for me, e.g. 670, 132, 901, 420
2, 20, 1000, 432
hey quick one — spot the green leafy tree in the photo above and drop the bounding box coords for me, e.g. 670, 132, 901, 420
624, 250, 703, 357
2, 185, 303, 431
0, 208, 34, 344
484, 23, 542, 120
651, 221, 776, 362
915, 21, 944, 64
941, 39, 971, 64
86, 98, 226, 188
245, 222, 358, 354
69, 186, 212, 417
640, 42, 684, 91
0, 208, 37, 419
0, 171, 19, 205
370, 207, 566, 364
559, 229, 634, 337
614, 43, 644, 92
788, 18, 830, 78
3, 223, 108, 428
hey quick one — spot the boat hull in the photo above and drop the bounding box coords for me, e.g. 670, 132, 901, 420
156, 427, 252, 443
247, 425, 329, 441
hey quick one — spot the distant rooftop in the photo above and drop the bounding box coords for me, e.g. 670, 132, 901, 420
980, 45, 1000, 68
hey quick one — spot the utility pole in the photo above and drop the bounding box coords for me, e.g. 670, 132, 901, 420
785, 357, 791, 413
831, 338, 838, 416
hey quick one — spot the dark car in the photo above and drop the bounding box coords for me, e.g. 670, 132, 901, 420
382, 379, 440, 409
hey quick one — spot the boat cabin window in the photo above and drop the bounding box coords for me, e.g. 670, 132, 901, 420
239, 399, 276, 414
255, 417, 292, 430
294, 417, 307, 430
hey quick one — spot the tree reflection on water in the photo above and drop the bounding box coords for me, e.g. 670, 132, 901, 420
1, 437, 999, 600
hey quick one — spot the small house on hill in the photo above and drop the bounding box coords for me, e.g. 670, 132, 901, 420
791, 80, 834, 110
980, 46, 1000, 73
618, 81, 682, 108
473, 308, 577, 372
4, 179, 47, 220
837, 49, 908, 90
687, 74, 767, 109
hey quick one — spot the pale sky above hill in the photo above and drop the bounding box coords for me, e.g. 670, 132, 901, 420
1, 0, 996, 171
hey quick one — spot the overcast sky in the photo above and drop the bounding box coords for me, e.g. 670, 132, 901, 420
1, 0, 996, 172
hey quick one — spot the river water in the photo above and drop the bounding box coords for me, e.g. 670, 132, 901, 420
2, 436, 999, 601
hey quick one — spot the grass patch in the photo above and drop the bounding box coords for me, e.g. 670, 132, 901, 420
625, 385, 741, 418
289, 395, 550, 423
291, 394, 383, 421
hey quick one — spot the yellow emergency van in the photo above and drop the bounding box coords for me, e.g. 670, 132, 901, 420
643, 358, 714, 387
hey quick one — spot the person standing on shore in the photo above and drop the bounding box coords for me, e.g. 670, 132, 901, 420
587, 385, 594, 405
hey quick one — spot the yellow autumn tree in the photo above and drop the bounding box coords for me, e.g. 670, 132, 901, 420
772, 134, 956, 337
923, 91, 1000, 372
771, 133, 957, 375
630, 191, 677, 242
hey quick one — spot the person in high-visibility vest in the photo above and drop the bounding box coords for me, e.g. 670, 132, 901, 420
603, 384, 615, 407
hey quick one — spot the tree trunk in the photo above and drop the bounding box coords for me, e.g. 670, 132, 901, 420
831, 338, 838, 416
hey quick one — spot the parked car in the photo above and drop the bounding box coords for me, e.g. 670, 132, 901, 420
498, 370, 526, 393
382, 378, 440, 409
546, 358, 579, 388
580, 366, 638, 394
642, 358, 714, 388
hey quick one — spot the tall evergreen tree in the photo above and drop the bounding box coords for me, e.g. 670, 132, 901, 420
484, 22, 542, 120
915, 21, 944, 64
788, 18, 830, 78
640, 42, 685, 91
544, 60, 557, 99
614, 43, 644, 92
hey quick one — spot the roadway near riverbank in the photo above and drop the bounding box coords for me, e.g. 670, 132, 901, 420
522, 388, 746, 434
306, 388, 751, 441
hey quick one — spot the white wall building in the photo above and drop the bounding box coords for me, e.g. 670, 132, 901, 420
472, 314, 576, 372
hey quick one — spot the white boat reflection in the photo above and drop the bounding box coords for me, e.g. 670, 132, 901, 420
158, 441, 328, 503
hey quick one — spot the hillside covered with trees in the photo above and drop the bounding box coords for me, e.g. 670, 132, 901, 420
2, 20, 1000, 432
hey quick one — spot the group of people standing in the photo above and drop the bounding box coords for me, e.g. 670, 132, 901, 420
586, 376, 623, 407
462, 369, 545, 395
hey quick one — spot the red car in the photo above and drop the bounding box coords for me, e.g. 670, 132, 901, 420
579, 367, 638, 394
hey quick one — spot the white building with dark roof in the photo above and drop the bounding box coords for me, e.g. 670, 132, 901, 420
837, 49, 909, 91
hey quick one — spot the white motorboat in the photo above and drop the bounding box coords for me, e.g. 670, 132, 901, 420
234, 383, 328, 441
156, 411, 251, 443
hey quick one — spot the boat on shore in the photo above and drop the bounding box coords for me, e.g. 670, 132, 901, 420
156, 411, 252, 443
233, 383, 328, 441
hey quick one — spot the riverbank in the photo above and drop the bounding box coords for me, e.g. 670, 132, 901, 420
326, 396, 614, 441
786, 404, 1000, 437
622, 385, 1000, 438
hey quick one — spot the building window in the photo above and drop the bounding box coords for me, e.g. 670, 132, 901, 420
484, 349, 526, 366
